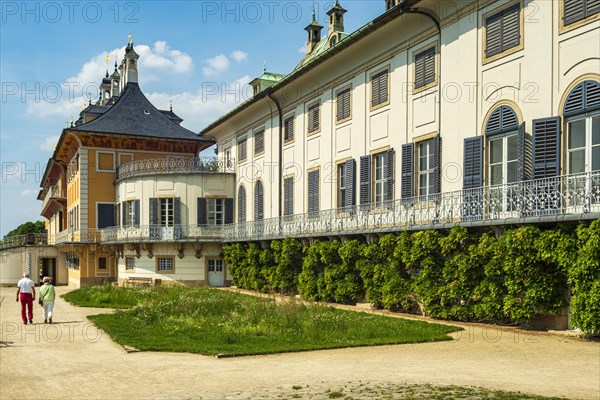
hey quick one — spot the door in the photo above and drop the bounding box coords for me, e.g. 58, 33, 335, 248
207, 259, 225, 287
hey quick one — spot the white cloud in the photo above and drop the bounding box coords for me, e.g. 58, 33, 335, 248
203, 54, 230, 76
230, 50, 248, 62
298, 46, 306, 54
20, 188, 37, 197
40, 137, 58, 151
26, 41, 194, 118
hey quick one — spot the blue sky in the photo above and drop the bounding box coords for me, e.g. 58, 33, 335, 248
0, 1, 384, 237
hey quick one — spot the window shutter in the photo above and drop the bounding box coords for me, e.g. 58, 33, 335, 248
518, 123, 533, 181
197, 198, 207, 226
463, 137, 483, 189
502, 4, 520, 50
173, 198, 181, 225
225, 198, 234, 224
97, 204, 115, 229
284, 117, 294, 142
150, 198, 159, 225
564, 0, 585, 25
584, 80, 600, 110
385, 149, 395, 201
345, 159, 356, 207
486, 106, 519, 136
424, 48, 435, 86
308, 103, 320, 133
485, 12, 502, 57
122, 202, 127, 226
588, 0, 600, 17
532, 117, 561, 178
254, 130, 264, 154
337, 88, 351, 121
238, 186, 246, 223
372, 70, 388, 107
415, 53, 425, 88
433, 136, 442, 194
359, 155, 371, 206
401, 143, 414, 199
134, 200, 140, 227
255, 181, 264, 220
415, 47, 435, 89
308, 170, 319, 214
284, 178, 294, 216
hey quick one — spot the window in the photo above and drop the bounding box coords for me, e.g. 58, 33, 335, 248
336, 87, 351, 122
207, 198, 225, 225
160, 198, 174, 227
157, 257, 174, 273
488, 134, 519, 186
208, 259, 223, 272
567, 113, 600, 174
307, 102, 320, 134
238, 186, 246, 223
284, 177, 294, 216
307, 169, 320, 215
237, 136, 247, 161
371, 69, 389, 108
127, 201, 136, 226
98, 257, 107, 270
338, 163, 348, 208
67, 257, 79, 270
254, 129, 264, 155
284, 116, 294, 142
485, 3, 521, 59
414, 47, 435, 89
255, 180, 264, 220
564, 0, 600, 26
224, 148, 233, 169
417, 140, 435, 197
373, 152, 390, 204
122, 200, 140, 227
125, 257, 135, 270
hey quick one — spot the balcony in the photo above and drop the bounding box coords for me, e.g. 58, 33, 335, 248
47, 230, 102, 246
41, 184, 67, 219
0, 234, 47, 250
101, 225, 225, 244
225, 171, 600, 242
116, 157, 235, 182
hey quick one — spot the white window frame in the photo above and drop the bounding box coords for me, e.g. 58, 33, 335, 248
373, 152, 389, 204
417, 140, 435, 197
567, 112, 600, 175
338, 163, 347, 208
159, 198, 174, 227
487, 132, 519, 186
125, 257, 135, 270
208, 259, 224, 272
207, 198, 225, 226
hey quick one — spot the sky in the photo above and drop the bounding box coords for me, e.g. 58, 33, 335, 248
0, 1, 385, 237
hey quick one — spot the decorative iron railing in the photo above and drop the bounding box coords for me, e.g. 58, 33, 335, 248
0, 234, 47, 250
116, 157, 235, 181
40, 183, 66, 213
6, 171, 599, 249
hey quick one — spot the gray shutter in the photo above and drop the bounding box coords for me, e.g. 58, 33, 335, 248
532, 117, 561, 179
518, 123, 533, 181
502, 4, 520, 50
463, 137, 483, 189
588, 0, 600, 17
238, 186, 246, 223
485, 12, 502, 57
173, 198, 181, 225
345, 159, 355, 207
225, 198, 234, 224
401, 143, 414, 199
134, 200, 140, 227
255, 181, 264, 220
487, 106, 519, 136
564, 0, 585, 25
122, 202, 127, 226
308, 104, 319, 132
359, 155, 371, 206
433, 137, 442, 194
284, 178, 294, 216
565, 80, 600, 116
415, 52, 425, 88
149, 198, 158, 225
197, 198, 207, 225
337, 88, 350, 121
424, 48, 435, 86
254, 130, 264, 154
385, 149, 395, 201
308, 170, 319, 214
372, 70, 388, 106
284, 117, 294, 141
97, 204, 115, 229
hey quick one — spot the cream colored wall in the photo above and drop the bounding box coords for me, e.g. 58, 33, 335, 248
211, 0, 599, 220
116, 173, 236, 226
117, 243, 227, 283
0, 246, 64, 285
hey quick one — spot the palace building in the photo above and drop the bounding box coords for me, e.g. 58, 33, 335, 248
1, 0, 599, 289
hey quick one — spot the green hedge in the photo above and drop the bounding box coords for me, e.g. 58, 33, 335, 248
223, 221, 600, 333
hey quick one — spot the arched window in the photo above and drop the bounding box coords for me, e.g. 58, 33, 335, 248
485, 105, 520, 187
254, 180, 264, 221
238, 185, 246, 223
563, 80, 600, 174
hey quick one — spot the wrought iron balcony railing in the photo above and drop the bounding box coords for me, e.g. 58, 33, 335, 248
101, 225, 225, 244
116, 157, 235, 181
40, 184, 67, 215
0, 234, 47, 250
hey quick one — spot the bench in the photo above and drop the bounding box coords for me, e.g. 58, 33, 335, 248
125, 276, 153, 287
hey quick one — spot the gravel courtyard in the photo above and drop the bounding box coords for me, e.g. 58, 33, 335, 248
0, 286, 598, 399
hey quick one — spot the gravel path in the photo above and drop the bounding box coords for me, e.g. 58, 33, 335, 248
0, 286, 598, 399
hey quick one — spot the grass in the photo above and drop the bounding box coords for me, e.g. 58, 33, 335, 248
64, 285, 461, 356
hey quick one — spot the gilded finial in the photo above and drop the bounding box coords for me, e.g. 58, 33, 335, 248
169, 99, 173, 112
70, 116, 74, 127
128, 32, 132, 44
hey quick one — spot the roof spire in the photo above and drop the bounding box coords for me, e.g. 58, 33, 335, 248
263, 61, 267, 73
170, 99, 173, 112
105, 54, 109, 78
312, 2, 316, 21
128, 32, 132, 45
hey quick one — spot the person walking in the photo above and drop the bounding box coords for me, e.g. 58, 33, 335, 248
39, 277, 56, 324
16, 272, 36, 324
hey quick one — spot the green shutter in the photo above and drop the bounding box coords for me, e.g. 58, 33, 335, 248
197, 198, 207, 226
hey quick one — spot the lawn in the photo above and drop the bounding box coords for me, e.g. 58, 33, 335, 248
64, 285, 461, 356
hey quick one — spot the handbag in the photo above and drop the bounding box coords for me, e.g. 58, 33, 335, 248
38, 298, 43, 306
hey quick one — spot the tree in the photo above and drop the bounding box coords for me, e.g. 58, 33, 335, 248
5, 221, 46, 237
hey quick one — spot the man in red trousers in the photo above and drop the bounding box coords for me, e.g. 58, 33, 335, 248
16, 272, 36, 324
